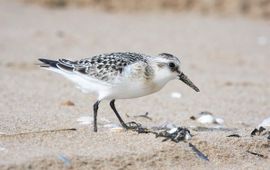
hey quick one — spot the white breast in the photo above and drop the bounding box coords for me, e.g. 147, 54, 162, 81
99, 66, 176, 100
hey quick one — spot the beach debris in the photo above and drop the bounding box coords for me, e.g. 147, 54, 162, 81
126, 112, 152, 121
227, 134, 241, 138
190, 116, 196, 120
170, 92, 182, 99
251, 126, 266, 136
61, 100, 75, 106
150, 122, 191, 142
113, 121, 192, 142
156, 127, 192, 142
251, 117, 270, 138
152, 122, 177, 131
0, 128, 76, 137
191, 111, 224, 125
191, 126, 236, 132
47, 128, 76, 133
246, 150, 267, 159
189, 143, 209, 161
58, 154, 72, 167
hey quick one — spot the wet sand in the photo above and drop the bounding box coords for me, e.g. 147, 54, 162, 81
0, 1, 270, 169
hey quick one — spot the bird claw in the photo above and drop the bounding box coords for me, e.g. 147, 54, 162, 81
121, 121, 191, 143
124, 121, 150, 133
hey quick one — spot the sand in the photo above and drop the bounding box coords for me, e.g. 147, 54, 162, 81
0, 1, 270, 169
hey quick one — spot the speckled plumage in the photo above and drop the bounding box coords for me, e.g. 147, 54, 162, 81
57, 52, 150, 82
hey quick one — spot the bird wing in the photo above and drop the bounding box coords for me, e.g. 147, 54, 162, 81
56, 52, 149, 83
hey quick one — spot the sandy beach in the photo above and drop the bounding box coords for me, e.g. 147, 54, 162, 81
0, 1, 270, 169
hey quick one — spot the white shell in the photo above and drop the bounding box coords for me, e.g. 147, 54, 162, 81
215, 118, 224, 124
168, 127, 178, 134
197, 115, 216, 124
196, 112, 224, 125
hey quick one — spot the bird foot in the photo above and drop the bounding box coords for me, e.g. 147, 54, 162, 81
123, 121, 150, 133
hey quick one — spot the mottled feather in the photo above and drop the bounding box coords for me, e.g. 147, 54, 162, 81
56, 52, 149, 82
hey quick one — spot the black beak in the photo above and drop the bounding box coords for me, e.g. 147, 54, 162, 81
178, 72, 200, 92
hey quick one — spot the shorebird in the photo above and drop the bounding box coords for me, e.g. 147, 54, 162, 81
38, 52, 200, 132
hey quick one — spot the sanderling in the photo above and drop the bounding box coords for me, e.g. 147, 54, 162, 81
38, 52, 200, 132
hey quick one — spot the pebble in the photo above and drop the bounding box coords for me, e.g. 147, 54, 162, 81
61, 100, 75, 106
195, 111, 224, 124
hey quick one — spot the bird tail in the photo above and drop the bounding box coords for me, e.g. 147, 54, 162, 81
38, 58, 58, 68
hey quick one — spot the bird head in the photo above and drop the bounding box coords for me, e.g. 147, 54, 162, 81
155, 53, 200, 92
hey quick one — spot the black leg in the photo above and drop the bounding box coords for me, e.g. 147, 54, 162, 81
93, 100, 100, 132
109, 99, 150, 133
109, 99, 128, 128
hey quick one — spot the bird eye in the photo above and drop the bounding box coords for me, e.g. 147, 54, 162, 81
169, 62, 175, 68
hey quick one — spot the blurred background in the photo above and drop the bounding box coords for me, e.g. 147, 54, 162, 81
24, 0, 270, 18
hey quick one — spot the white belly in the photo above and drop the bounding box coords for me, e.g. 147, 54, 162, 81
98, 81, 165, 100
47, 66, 174, 101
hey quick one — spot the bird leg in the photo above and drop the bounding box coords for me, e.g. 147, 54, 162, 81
110, 99, 128, 128
109, 99, 150, 133
93, 100, 100, 132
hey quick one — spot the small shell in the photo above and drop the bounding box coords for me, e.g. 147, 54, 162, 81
196, 111, 224, 125
168, 127, 178, 134
197, 115, 216, 124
